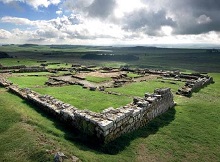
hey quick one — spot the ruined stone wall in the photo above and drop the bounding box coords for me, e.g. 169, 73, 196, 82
18, 67, 47, 73
0, 77, 12, 87
0, 65, 26, 70
177, 76, 213, 97
7, 85, 174, 144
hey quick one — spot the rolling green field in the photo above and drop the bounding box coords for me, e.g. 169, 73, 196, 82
1, 45, 220, 72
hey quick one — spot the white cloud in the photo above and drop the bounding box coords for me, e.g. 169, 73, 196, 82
114, 0, 146, 18
1, 16, 33, 25
197, 15, 212, 24
56, 10, 62, 15
1, 0, 220, 45
0, 0, 61, 9
0, 29, 12, 39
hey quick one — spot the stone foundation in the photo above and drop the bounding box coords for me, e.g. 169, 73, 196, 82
177, 75, 214, 97
7, 85, 175, 144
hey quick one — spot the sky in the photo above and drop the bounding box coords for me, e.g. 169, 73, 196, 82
0, 0, 220, 46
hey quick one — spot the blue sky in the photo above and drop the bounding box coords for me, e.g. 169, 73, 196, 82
0, 1, 60, 20
0, 0, 220, 46
0, 1, 59, 31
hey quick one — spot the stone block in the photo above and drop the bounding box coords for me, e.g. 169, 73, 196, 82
115, 113, 126, 122
98, 120, 114, 131
129, 118, 134, 124
146, 97, 157, 103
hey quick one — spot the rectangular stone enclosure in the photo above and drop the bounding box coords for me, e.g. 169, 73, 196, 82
8, 85, 175, 144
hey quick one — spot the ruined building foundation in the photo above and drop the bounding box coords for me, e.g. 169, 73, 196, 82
8, 85, 175, 144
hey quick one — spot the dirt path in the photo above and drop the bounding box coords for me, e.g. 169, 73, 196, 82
53, 75, 114, 88
133, 74, 159, 82
75, 71, 126, 78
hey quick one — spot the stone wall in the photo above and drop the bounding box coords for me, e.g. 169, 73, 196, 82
177, 75, 214, 97
7, 85, 175, 144
0, 65, 26, 70
18, 67, 47, 73
0, 77, 12, 87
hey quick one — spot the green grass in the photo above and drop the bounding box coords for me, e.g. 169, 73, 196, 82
107, 79, 184, 97
33, 85, 131, 112
0, 58, 40, 66
0, 88, 53, 161
127, 72, 141, 78
0, 73, 220, 161
86, 76, 112, 83
8, 76, 48, 88
46, 63, 72, 69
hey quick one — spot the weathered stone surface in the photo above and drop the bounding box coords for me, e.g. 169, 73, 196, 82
177, 75, 213, 97
98, 120, 114, 131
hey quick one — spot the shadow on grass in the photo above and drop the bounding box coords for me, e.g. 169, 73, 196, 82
21, 99, 176, 155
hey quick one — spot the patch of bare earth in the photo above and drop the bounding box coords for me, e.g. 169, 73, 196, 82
76, 71, 126, 78
133, 75, 159, 82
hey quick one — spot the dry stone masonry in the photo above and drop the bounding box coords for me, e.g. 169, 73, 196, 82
7, 85, 174, 144
0, 77, 12, 87
177, 74, 214, 97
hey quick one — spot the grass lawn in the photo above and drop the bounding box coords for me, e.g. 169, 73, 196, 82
46, 63, 72, 69
0, 73, 220, 161
0, 58, 40, 66
32, 85, 131, 112
127, 72, 141, 78
8, 76, 48, 88
0, 88, 53, 161
107, 79, 184, 97
85, 75, 112, 83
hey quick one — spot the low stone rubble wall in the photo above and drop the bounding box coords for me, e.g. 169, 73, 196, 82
177, 75, 214, 97
7, 85, 175, 144
18, 67, 47, 73
0, 77, 12, 87
0, 65, 26, 70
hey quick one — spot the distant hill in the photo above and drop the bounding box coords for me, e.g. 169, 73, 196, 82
82, 53, 139, 61
0, 51, 12, 58
18, 44, 39, 47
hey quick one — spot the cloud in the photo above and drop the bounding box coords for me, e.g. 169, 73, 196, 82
0, 14, 123, 43
1, 16, 33, 25
197, 15, 212, 25
1, 0, 220, 45
0, 0, 61, 9
154, 0, 220, 35
0, 29, 12, 39
56, 10, 62, 15
87, 0, 116, 19
122, 8, 176, 36
62, 0, 116, 20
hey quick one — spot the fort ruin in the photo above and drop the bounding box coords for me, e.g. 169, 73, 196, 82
0, 64, 214, 143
